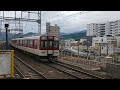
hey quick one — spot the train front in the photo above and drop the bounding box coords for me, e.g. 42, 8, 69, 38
39, 35, 59, 62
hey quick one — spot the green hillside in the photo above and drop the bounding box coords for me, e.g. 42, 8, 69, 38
62, 30, 86, 40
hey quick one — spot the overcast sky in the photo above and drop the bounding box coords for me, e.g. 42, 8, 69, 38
1, 11, 120, 34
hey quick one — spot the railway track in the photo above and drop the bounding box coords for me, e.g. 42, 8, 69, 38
13, 49, 110, 79
14, 55, 48, 79
44, 61, 104, 79
55, 61, 105, 79
14, 65, 26, 79
14, 51, 77, 79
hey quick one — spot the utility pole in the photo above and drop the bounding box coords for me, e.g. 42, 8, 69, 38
100, 43, 101, 56
37, 11, 41, 35
15, 11, 16, 34
86, 36, 89, 60
78, 40, 80, 57
99, 43, 101, 61
21, 11, 23, 36
107, 44, 108, 56
70, 43, 72, 58
86, 43, 89, 60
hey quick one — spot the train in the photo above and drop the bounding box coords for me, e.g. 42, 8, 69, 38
10, 35, 59, 62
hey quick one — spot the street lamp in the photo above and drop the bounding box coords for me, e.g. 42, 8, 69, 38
5, 24, 9, 50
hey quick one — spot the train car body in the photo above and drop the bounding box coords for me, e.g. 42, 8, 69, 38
106, 63, 120, 79
10, 35, 59, 62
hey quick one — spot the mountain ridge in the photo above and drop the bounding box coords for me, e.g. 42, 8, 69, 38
61, 30, 87, 40
0, 30, 87, 41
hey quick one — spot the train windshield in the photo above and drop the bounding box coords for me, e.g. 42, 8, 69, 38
54, 41, 59, 48
41, 41, 47, 48
40, 36, 59, 49
48, 40, 53, 48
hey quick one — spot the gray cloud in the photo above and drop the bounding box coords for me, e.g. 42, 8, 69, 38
1, 11, 120, 34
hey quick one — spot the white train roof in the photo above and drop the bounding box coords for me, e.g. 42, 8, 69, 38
12, 35, 58, 40
12, 36, 40, 40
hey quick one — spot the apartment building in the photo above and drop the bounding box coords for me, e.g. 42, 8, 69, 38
46, 22, 60, 39
87, 23, 97, 36
97, 23, 106, 36
87, 20, 120, 37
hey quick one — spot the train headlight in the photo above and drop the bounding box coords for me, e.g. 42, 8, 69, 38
41, 36, 47, 40
41, 51, 46, 53
42, 37, 45, 40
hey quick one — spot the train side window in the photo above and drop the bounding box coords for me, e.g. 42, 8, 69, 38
34, 40, 38, 49
27, 40, 29, 46
20, 40, 22, 45
23, 40, 25, 46
22, 40, 23, 45
25, 40, 27, 46
19, 40, 20, 45
30, 40, 33, 47
34, 40, 37, 46
17, 40, 19, 45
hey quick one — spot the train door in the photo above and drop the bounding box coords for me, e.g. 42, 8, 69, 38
47, 40, 54, 54
47, 36, 54, 55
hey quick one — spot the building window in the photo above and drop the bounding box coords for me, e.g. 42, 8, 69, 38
102, 47, 103, 49
101, 39, 103, 42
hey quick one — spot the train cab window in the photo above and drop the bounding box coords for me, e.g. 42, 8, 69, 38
48, 41, 53, 48
54, 41, 59, 48
41, 41, 47, 48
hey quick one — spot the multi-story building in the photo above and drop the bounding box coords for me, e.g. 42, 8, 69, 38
97, 23, 106, 36
87, 23, 97, 36
87, 20, 120, 37
46, 22, 60, 39
92, 36, 117, 55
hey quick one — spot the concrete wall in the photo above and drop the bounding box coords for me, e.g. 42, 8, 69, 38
92, 36, 107, 46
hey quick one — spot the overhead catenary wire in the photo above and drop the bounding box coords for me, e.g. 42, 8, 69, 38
41, 11, 92, 27
50, 11, 90, 23
41, 11, 73, 22
41, 11, 85, 26
41, 11, 84, 24
0, 11, 92, 34
45, 11, 70, 21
